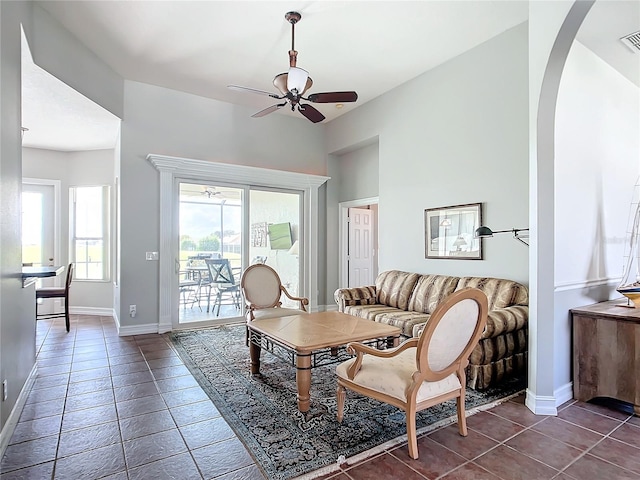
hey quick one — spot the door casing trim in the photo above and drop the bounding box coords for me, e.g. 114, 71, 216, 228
338, 197, 378, 288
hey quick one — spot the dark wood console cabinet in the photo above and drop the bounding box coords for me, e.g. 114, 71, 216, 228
571, 299, 640, 416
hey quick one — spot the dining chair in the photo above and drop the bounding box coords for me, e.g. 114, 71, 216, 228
36, 263, 74, 332
335, 287, 488, 460
205, 258, 242, 315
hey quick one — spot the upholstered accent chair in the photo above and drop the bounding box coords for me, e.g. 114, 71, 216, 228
240, 264, 309, 321
336, 287, 488, 460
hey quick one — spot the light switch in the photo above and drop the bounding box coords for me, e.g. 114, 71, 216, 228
146, 251, 159, 261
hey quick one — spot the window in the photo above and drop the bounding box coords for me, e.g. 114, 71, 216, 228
70, 185, 110, 280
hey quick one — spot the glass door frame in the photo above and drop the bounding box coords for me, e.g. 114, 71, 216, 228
22, 178, 61, 269
247, 186, 304, 308
22, 178, 62, 313
150, 153, 329, 334
175, 177, 247, 329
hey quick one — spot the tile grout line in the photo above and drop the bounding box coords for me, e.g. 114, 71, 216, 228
129, 334, 206, 479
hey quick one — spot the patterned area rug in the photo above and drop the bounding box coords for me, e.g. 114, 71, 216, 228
169, 324, 525, 480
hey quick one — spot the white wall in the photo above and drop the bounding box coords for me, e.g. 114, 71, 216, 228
326, 23, 529, 286
1, 0, 124, 439
118, 80, 327, 327
336, 142, 379, 202
0, 0, 36, 434
553, 41, 640, 393
22, 148, 116, 314
27, 5, 123, 118
326, 142, 380, 298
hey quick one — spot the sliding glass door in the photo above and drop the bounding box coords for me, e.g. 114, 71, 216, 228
176, 181, 302, 327
178, 182, 243, 324
248, 189, 301, 308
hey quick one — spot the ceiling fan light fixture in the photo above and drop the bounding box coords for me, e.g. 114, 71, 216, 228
228, 10, 357, 123
287, 67, 309, 95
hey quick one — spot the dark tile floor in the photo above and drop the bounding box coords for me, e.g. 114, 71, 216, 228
1, 315, 639, 480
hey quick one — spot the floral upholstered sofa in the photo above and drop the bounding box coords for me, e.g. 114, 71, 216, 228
334, 270, 528, 390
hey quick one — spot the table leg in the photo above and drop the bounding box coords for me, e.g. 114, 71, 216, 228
249, 332, 261, 375
296, 351, 312, 413
386, 335, 400, 348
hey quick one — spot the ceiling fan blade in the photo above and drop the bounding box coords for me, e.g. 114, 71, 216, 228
227, 85, 282, 99
251, 103, 286, 118
307, 91, 358, 103
298, 104, 325, 123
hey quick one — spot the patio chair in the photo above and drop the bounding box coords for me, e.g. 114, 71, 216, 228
205, 258, 242, 315
336, 287, 488, 460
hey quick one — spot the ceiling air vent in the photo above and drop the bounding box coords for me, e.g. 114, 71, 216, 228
620, 31, 640, 53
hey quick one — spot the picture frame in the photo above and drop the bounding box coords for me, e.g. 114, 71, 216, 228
425, 203, 482, 260
251, 222, 268, 247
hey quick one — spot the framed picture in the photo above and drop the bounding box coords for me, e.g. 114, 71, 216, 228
425, 203, 482, 260
251, 222, 268, 247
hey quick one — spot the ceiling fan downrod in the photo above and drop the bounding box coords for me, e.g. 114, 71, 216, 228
285, 11, 301, 67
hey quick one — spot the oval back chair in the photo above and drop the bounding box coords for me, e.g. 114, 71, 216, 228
336, 287, 488, 460
240, 264, 309, 321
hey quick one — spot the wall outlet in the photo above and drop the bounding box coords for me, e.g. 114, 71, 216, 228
2, 380, 7, 401
129, 305, 137, 317
145, 252, 159, 261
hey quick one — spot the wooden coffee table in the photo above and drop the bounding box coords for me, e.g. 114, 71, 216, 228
247, 311, 401, 412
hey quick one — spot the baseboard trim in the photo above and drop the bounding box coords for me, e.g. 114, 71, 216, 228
525, 388, 558, 415
554, 382, 574, 407
118, 323, 159, 336
69, 306, 115, 317
0, 363, 37, 459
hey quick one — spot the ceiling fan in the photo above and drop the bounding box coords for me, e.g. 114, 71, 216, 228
228, 11, 358, 123
202, 187, 231, 198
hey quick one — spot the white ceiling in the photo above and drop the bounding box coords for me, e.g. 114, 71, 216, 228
21, 1, 640, 152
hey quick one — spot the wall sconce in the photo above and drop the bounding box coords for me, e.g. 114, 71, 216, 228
474, 226, 529, 246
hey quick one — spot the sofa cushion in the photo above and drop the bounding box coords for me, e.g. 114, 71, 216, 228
375, 311, 431, 337
454, 277, 528, 310
345, 305, 430, 336
344, 304, 404, 322
407, 274, 459, 314
376, 270, 420, 310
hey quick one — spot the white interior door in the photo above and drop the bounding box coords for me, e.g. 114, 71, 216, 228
348, 208, 374, 287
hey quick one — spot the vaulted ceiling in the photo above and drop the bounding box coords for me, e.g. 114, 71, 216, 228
21, 1, 640, 152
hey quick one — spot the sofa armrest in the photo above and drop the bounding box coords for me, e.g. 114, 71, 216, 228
334, 286, 377, 312
482, 305, 528, 339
